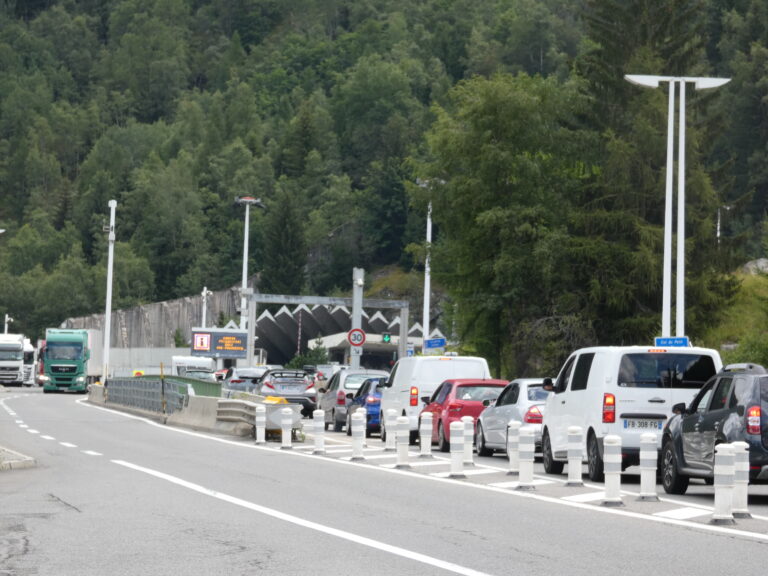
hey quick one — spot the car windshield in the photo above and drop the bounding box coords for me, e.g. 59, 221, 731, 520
344, 374, 379, 390
455, 385, 503, 402
617, 353, 717, 389
46, 342, 83, 360
527, 385, 550, 401
0, 348, 22, 361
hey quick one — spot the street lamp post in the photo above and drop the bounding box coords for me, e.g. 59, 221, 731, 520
234, 196, 266, 331
200, 286, 213, 328
102, 199, 117, 381
625, 75, 730, 338
4, 313, 12, 334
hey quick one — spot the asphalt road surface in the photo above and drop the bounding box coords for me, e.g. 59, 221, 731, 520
2, 389, 768, 576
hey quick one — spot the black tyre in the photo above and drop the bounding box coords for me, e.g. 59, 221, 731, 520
661, 441, 689, 495
437, 422, 449, 452
587, 432, 605, 482
333, 413, 343, 433
381, 417, 387, 443
475, 423, 492, 457
323, 419, 330, 431
409, 429, 419, 445
346, 414, 352, 436
542, 430, 564, 474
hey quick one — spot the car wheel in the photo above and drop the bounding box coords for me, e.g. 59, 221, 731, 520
323, 419, 330, 431
333, 411, 343, 433
587, 432, 604, 482
542, 430, 564, 474
409, 429, 419, 445
475, 423, 492, 457
661, 441, 689, 495
381, 416, 387, 443
346, 413, 352, 436
437, 421, 449, 452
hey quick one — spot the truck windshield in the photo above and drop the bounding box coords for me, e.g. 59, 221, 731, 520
0, 349, 22, 361
46, 343, 84, 361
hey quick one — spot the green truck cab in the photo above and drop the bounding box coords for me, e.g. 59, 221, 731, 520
40, 329, 102, 393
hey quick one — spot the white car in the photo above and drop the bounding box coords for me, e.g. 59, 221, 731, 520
475, 378, 552, 457
541, 345, 723, 481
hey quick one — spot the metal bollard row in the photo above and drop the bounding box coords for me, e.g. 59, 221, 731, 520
601, 435, 623, 506
506, 421, 521, 476
462, 416, 474, 467
732, 441, 751, 519
516, 427, 535, 490
350, 410, 366, 460
312, 409, 325, 454
449, 420, 465, 478
254, 404, 266, 445
711, 443, 736, 524
395, 416, 411, 469
566, 426, 583, 487
419, 413, 433, 458
637, 433, 658, 501
280, 407, 293, 450
384, 409, 397, 451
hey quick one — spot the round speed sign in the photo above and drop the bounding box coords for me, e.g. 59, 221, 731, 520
347, 328, 366, 347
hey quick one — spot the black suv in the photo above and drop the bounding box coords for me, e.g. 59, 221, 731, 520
661, 363, 768, 494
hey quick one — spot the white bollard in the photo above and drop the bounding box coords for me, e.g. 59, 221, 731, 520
419, 412, 433, 458
449, 420, 465, 478
566, 426, 584, 487
711, 443, 736, 524
516, 427, 535, 490
601, 435, 623, 506
395, 416, 411, 469
254, 404, 266, 445
637, 432, 659, 501
732, 441, 751, 519
350, 411, 365, 461
384, 409, 397, 451
462, 416, 474, 467
312, 409, 325, 454
280, 407, 293, 450
506, 421, 521, 476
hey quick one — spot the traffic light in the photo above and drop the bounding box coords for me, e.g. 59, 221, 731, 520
382, 332, 392, 344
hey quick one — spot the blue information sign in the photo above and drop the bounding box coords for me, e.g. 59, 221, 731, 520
654, 337, 690, 347
424, 337, 447, 349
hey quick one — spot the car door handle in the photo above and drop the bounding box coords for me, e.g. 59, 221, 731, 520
649, 397, 665, 403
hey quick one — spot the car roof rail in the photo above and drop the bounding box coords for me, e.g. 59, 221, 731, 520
723, 363, 767, 374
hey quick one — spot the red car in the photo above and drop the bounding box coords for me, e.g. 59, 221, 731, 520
420, 378, 508, 451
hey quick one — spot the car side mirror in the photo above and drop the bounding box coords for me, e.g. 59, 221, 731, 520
736, 405, 745, 417
672, 402, 687, 415
318, 388, 326, 394
482, 399, 492, 407
420, 396, 431, 404
346, 393, 354, 399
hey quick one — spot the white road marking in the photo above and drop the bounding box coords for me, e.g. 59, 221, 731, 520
489, 479, 555, 489
654, 507, 712, 520
26, 429, 39, 434
59, 442, 77, 448
82, 450, 102, 456
41, 435, 56, 441
431, 469, 499, 478
18, 424, 28, 428
112, 460, 494, 576
561, 491, 607, 503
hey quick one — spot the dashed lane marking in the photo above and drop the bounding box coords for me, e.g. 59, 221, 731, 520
561, 491, 607, 503
654, 507, 712, 520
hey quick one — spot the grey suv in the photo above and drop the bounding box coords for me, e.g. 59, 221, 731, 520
661, 363, 768, 494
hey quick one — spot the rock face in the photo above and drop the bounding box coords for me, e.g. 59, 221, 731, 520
742, 259, 768, 275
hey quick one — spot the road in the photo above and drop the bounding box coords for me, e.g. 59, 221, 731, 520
2, 388, 768, 575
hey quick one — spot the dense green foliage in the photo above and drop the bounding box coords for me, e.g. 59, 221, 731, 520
0, 0, 765, 376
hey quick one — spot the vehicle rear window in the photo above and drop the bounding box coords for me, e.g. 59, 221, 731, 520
455, 385, 503, 402
527, 385, 549, 401
344, 374, 376, 390
617, 353, 717, 389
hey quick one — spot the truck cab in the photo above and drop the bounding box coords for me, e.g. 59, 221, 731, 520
40, 329, 101, 393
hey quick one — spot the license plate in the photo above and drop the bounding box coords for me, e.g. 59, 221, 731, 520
623, 419, 663, 430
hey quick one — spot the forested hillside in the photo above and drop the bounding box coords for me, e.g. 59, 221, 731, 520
0, 0, 766, 376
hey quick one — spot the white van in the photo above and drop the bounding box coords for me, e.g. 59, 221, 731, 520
541, 345, 722, 481
379, 355, 491, 443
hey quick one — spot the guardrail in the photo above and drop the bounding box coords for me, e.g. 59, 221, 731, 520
217, 400, 256, 425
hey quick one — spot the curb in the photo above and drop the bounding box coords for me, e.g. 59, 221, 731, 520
0, 446, 37, 471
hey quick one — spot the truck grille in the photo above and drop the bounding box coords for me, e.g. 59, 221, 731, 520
52, 365, 77, 374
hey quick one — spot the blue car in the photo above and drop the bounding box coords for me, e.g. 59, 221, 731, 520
345, 376, 388, 437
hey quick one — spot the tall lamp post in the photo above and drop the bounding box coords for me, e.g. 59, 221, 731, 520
102, 200, 117, 381
624, 75, 730, 338
4, 313, 12, 334
234, 196, 267, 331
201, 286, 213, 328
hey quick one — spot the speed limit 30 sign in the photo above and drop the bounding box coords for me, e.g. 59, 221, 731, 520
347, 328, 366, 347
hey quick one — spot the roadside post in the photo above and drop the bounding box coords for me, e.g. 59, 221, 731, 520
280, 407, 293, 450
312, 409, 325, 454
419, 412, 433, 458
254, 404, 266, 445
395, 416, 411, 469
515, 427, 535, 490
449, 421, 465, 478
506, 421, 521, 476
384, 409, 397, 451
637, 433, 659, 501
566, 426, 584, 487
350, 411, 365, 461
462, 416, 474, 467
601, 435, 624, 506
711, 443, 736, 524
732, 441, 751, 519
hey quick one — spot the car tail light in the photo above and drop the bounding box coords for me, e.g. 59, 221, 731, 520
747, 406, 761, 435
602, 393, 616, 423
447, 403, 462, 412
366, 396, 380, 404
336, 391, 346, 406
410, 386, 419, 407
230, 379, 243, 384
524, 406, 543, 424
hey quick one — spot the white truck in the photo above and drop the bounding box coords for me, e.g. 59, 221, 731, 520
22, 338, 35, 386
171, 355, 215, 377
0, 333, 26, 386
